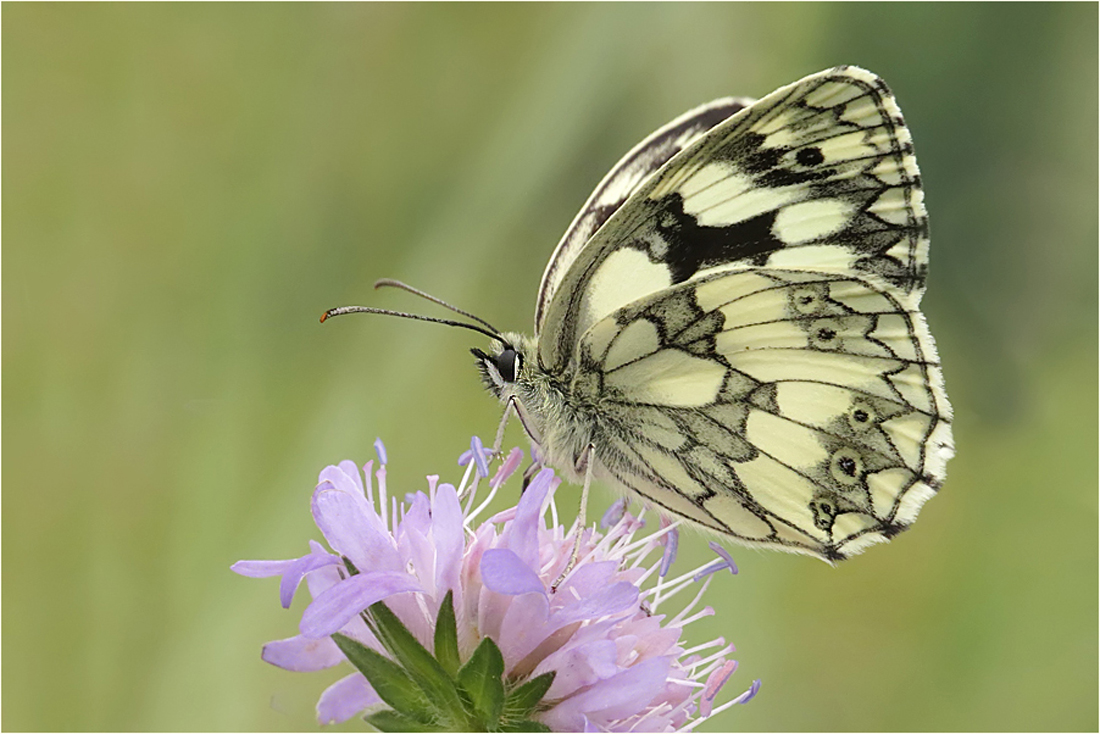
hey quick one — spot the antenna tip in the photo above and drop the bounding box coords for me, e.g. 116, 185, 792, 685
320, 311, 331, 323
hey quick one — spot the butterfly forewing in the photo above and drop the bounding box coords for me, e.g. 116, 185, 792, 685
538, 66, 929, 375
536, 97, 752, 333
574, 267, 952, 560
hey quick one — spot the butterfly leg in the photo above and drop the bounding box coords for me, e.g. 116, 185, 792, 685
491, 397, 517, 458
520, 460, 542, 493
551, 443, 595, 592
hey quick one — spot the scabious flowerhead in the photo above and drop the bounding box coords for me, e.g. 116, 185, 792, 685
233, 437, 760, 731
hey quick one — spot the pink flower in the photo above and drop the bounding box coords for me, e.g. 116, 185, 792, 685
233, 438, 759, 731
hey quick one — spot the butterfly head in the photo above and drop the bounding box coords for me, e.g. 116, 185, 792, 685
472, 332, 534, 399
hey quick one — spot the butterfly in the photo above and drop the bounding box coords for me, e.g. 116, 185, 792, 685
326, 66, 954, 563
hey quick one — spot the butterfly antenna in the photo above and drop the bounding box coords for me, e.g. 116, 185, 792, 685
373, 278, 503, 336
320, 305, 502, 342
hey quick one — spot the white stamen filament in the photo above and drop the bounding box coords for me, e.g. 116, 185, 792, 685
680, 635, 728, 659
669, 577, 713, 626
676, 606, 716, 628
456, 460, 478, 516
689, 644, 736, 674
376, 467, 388, 533
465, 471, 505, 524
363, 460, 375, 504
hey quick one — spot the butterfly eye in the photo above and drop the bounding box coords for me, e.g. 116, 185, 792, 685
496, 348, 521, 383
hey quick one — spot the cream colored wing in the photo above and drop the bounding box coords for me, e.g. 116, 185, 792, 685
539, 66, 927, 374
576, 267, 952, 560
535, 97, 751, 331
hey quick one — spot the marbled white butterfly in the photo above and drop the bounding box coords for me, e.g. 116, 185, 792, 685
325, 66, 954, 562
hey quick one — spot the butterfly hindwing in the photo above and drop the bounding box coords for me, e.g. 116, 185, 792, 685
538, 66, 928, 375
574, 267, 952, 560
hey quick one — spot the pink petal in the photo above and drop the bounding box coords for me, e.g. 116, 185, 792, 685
300, 571, 423, 638
316, 673, 381, 725
462, 526, 498, 646
278, 546, 343, 608
431, 484, 465, 596
304, 560, 344, 599
549, 581, 638, 629
498, 467, 553, 568
542, 657, 671, 731
618, 614, 682, 660
539, 639, 618, 699
496, 591, 551, 671
396, 493, 435, 591
311, 484, 399, 572
402, 491, 431, 533
555, 560, 618, 597
262, 634, 345, 672
230, 558, 297, 578
477, 587, 508, 642
318, 463, 362, 497
486, 506, 518, 524
480, 549, 545, 596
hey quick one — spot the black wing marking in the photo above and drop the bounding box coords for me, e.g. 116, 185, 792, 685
535, 97, 751, 332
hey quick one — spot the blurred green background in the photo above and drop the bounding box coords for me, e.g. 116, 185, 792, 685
4, 4, 1096, 731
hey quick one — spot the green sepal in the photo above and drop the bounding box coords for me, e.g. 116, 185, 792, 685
365, 708, 444, 733
366, 602, 467, 722
497, 718, 552, 732
456, 636, 506, 727
331, 633, 436, 725
433, 590, 461, 678
503, 671, 556, 720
